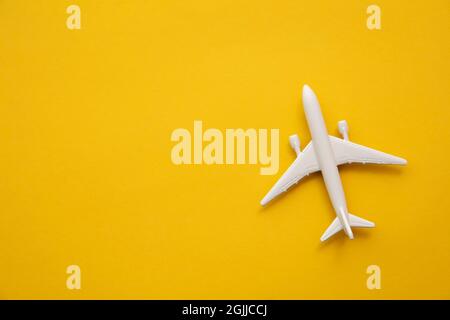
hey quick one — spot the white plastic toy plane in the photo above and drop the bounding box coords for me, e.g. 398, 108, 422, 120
261, 85, 407, 241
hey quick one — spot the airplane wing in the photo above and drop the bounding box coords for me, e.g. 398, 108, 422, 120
260, 142, 320, 205
329, 136, 407, 166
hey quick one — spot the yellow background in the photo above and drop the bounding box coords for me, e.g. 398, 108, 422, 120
0, 0, 449, 299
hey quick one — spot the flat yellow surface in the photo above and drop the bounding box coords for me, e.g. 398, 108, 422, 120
0, 0, 449, 299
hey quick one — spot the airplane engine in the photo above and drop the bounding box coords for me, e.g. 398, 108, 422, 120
289, 134, 301, 156
338, 120, 349, 141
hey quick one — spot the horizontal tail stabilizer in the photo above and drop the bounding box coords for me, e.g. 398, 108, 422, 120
348, 213, 375, 228
320, 218, 342, 242
320, 214, 375, 242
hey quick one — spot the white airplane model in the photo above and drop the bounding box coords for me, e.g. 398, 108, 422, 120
261, 85, 407, 241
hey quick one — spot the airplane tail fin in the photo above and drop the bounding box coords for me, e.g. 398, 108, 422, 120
320, 214, 375, 242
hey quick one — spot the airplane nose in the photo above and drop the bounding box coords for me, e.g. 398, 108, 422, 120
303, 84, 312, 93
302, 84, 319, 115
302, 84, 316, 101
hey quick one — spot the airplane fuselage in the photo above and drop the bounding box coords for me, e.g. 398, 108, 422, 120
302, 87, 354, 238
